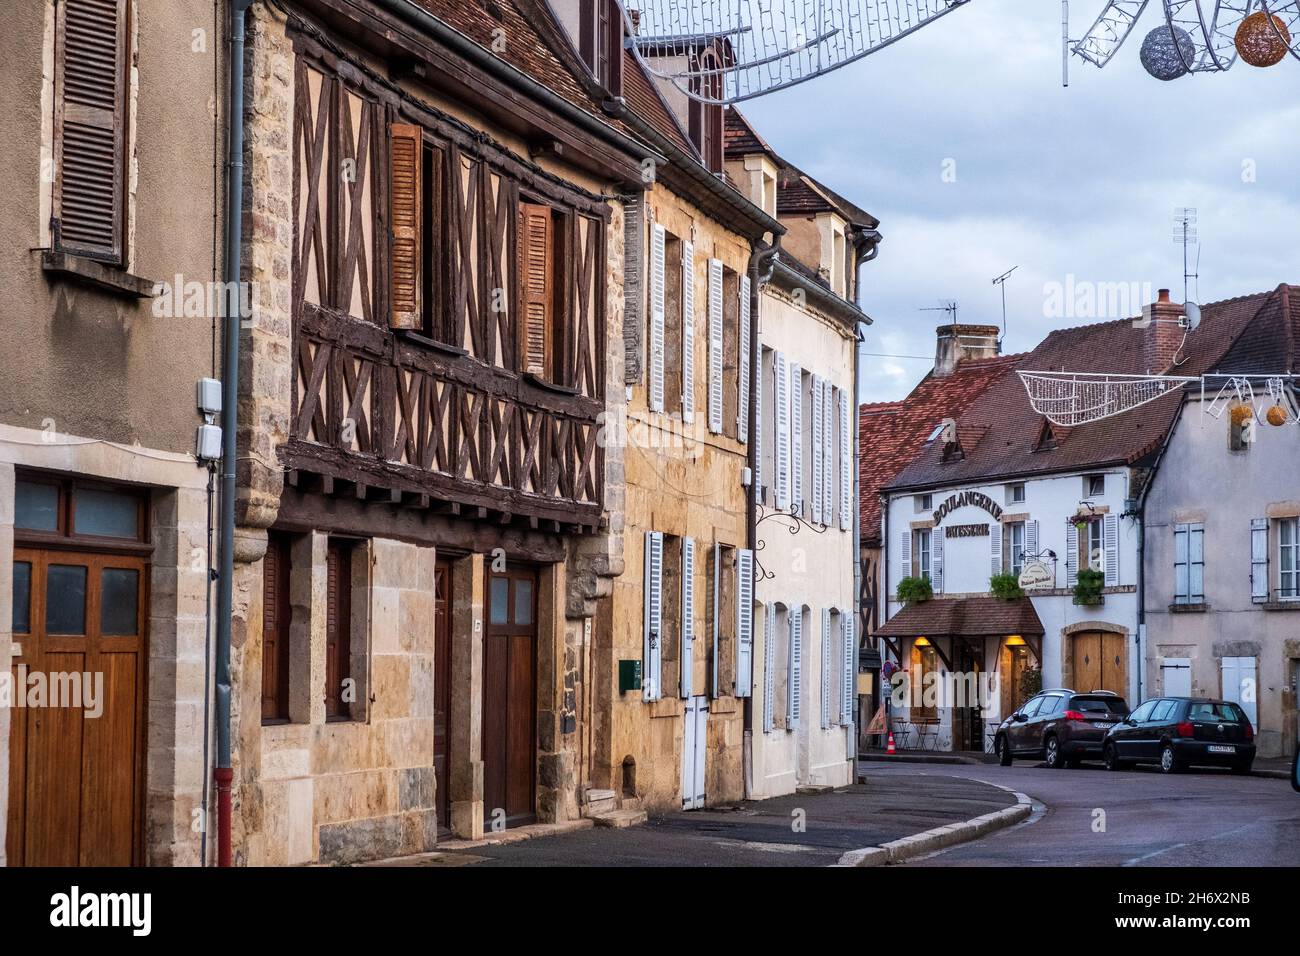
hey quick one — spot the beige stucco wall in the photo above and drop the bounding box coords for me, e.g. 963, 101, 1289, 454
599, 184, 751, 812
752, 285, 856, 796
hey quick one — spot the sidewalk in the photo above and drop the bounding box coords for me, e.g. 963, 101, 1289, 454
365, 773, 1019, 867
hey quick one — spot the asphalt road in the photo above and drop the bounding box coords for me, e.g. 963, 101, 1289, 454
886, 761, 1300, 867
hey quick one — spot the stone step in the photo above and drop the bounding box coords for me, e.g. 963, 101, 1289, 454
619, 796, 643, 812
796, 784, 834, 796
583, 788, 618, 816
590, 808, 647, 829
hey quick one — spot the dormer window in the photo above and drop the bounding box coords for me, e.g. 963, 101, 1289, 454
688, 46, 724, 173
581, 0, 623, 96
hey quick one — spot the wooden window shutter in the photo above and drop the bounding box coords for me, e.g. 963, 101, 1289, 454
643, 531, 664, 701
900, 528, 912, 576
752, 345, 764, 493
649, 223, 666, 411
53, 0, 129, 262
1103, 513, 1120, 586
325, 540, 353, 719
822, 383, 835, 525
388, 122, 423, 329
1066, 522, 1078, 587
735, 549, 753, 697
788, 606, 802, 728
707, 259, 724, 433
681, 241, 696, 422
839, 389, 852, 530
1251, 518, 1269, 603
261, 533, 291, 722
1026, 519, 1039, 559
680, 536, 695, 699
517, 202, 554, 377
774, 350, 789, 509
811, 376, 824, 524
789, 363, 803, 510
990, 517, 1003, 575
841, 614, 856, 726
737, 275, 751, 441
820, 608, 832, 729
623, 194, 644, 383
762, 608, 776, 732
932, 527, 945, 592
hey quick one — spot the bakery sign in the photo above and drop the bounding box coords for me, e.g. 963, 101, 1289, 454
1018, 561, 1054, 591
932, 490, 1003, 526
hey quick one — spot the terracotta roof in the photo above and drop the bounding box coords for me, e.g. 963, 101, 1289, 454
621, 50, 696, 156
859, 354, 1022, 545
875, 597, 1045, 638
1214, 283, 1300, 375
885, 289, 1281, 494
723, 107, 775, 159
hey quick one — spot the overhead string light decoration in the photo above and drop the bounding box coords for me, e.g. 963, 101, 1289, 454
1140, 23, 1197, 78
1235, 7, 1292, 65
620, 0, 974, 104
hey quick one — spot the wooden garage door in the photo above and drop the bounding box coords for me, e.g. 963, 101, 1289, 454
8, 548, 147, 866
483, 566, 537, 828
1071, 631, 1126, 696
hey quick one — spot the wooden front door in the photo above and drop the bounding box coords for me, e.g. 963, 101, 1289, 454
483, 566, 538, 827
1072, 632, 1126, 696
433, 559, 452, 833
8, 548, 147, 866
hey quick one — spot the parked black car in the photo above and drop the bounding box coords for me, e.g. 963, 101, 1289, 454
995, 689, 1130, 768
1102, 697, 1256, 774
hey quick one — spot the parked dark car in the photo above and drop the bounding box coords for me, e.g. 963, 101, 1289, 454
995, 689, 1130, 768
1102, 697, 1256, 774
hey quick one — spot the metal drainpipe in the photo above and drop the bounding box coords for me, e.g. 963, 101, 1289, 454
848, 237, 876, 764
215, 0, 256, 869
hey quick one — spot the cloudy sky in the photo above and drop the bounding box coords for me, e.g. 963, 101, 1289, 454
739, 0, 1300, 403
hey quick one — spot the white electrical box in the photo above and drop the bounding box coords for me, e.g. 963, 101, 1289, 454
196, 423, 223, 462
197, 378, 222, 417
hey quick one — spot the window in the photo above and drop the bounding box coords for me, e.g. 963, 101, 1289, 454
709, 544, 739, 698
1007, 482, 1026, 504
1085, 474, 1105, 498
1127, 700, 1157, 723
14, 476, 145, 542
688, 46, 724, 172
1019, 695, 1044, 719
1150, 699, 1177, 722
1040, 694, 1065, 716
325, 539, 357, 721
915, 529, 933, 581
721, 265, 741, 439
580, 0, 623, 95
517, 200, 568, 383
910, 639, 938, 721
1280, 518, 1299, 600
262, 532, 293, 724
1080, 519, 1104, 572
1008, 521, 1026, 577
649, 227, 687, 416
1173, 522, 1205, 604
51, 0, 130, 263
914, 494, 933, 513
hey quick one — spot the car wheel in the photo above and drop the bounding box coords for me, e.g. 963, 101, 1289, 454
996, 735, 1013, 766
1045, 735, 1066, 769
1159, 744, 1183, 774
1104, 743, 1125, 772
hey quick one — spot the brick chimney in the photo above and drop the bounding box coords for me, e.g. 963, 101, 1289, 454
934, 324, 1000, 377
1141, 289, 1186, 374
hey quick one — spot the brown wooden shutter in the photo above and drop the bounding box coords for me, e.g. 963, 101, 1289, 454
517, 202, 553, 377
325, 540, 352, 720
54, 0, 129, 262
262, 533, 291, 722
389, 122, 423, 330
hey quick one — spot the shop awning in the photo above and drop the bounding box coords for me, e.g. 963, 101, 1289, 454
875, 597, 1045, 639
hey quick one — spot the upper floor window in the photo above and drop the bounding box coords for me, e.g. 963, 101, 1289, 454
1084, 474, 1106, 498
580, 0, 624, 96
1008, 521, 1026, 577
688, 47, 724, 173
915, 529, 933, 581
914, 493, 933, 513
1007, 482, 1026, 505
1173, 522, 1205, 605
1280, 518, 1299, 600
51, 0, 131, 264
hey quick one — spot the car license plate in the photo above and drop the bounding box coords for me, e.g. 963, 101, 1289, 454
1092, 722, 1111, 729
1208, 745, 1236, 754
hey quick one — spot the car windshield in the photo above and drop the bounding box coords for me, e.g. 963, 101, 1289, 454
1188, 702, 1243, 722
1072, 696, 1128, 715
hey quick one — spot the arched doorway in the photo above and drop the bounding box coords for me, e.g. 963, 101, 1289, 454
1067, 628, 1127, 696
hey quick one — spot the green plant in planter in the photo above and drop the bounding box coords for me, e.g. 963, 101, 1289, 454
1073, 567, 1105, 605
896, 576, 933, 604
989, 572, 1024, 600
1018, 666, 1042, 703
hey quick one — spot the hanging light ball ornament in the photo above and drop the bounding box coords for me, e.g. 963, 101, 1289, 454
1235, 11, 1291, 68
1140, 25, 1197, 81
1267, 403, 1289, 427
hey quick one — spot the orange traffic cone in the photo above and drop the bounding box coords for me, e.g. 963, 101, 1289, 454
886, 732, 897, 755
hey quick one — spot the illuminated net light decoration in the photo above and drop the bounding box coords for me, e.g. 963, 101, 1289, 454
1235, 9, 1291, 65
1139, 23, 1197, 78
621, 0, 974, 104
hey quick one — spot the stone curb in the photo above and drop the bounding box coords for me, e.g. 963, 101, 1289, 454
835, 786, 1033, 867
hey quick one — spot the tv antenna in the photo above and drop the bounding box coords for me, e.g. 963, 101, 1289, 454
919, 300, 959, 324
992, 266, 1018, 342
1173, 207, 1198, 305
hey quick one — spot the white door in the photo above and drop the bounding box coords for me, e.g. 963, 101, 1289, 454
1221, 656, 1258, 728
681, 696, 709, 810
1161, 658, 1192, 698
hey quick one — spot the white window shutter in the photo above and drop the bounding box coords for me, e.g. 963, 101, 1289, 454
707, 258, 724, 433
900, 528, 912, 576
990, 521, 1003, 576
1251, 518, 1269, 603
680, 241, 695, 423
711, 542, 721, 699
1026, 519, 1039, 559
1104, 514, 1119, 586
1189, 524, 1205, 602
680, 536, 695, 699
822, 383, 835, 525
839, 389, 851, 530
737, 274, 751, 440
762, 608, 776, 732
788, 607, 802, 729
649, 224, 666, 412
932, 527, 945, 593
774, 350, 790, 509
820, 608, 832, 729
643, 531, 664, 700
790, 363, 803, 511
753, 346, 764, 494
841, 613, 856, 726
1174, 523, 1189, 602
1066, 522, 1078, 587
810, 376, 824, 524
735, 549, 754, 697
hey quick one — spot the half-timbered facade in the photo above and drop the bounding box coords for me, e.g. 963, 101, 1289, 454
230, 0, 651, 863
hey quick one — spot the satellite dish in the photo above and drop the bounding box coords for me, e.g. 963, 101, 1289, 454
1185, 302, 1202, 330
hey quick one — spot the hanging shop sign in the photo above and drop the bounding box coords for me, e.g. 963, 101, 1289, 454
1018, 561, 1054, 591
